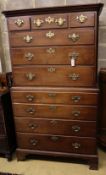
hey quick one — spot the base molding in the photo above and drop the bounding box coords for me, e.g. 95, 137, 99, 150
16, 148, 98, 170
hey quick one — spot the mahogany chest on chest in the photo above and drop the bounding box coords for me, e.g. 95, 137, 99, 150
3, 3, 103, 169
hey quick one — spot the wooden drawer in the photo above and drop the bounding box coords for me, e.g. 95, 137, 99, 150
31, 14, 68, 29
8, 16, 30, 31
70, 12, 95, 27
11, 46, 95, 66
15, 118, 96, 137
13, 103, 97, 121
17, 133, 97, 154
10, 28, 94, 47
11, 89, 98, 105
13, 66, 96, 87
0, 123, 5, 135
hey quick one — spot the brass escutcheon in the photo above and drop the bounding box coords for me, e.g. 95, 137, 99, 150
55, 17, 66, 26
48, 67, 56, 72
26, 73, 36, 81
72, 125, 80, 132
26, 95, 35, 102
28, 123, 38, 130
23, 35, 33, 43
14, 18, 24, 27
48, 93, 56, 98
68, 33, 79, 42
26, 107, 36, 114
45, 16, 54, 24
33, 18, 44, 27
68, 73, 79, 81
72, 110, 80, 117
30, 139, 38, 146
46, 48, 55, 54
46, 31, 55, 38
72, 142, 81, 149
72, 96, 81, 103
25, 53, 34, 61
76, 14, 87, 23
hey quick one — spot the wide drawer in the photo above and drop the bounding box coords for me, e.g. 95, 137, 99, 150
31, 14, 68, 29
17, 133, 97, 154
15, 118, 96, 137
70, 12, 95, 27
8, 16, 30, 31
11, 46, 95, 66
11, 89, 98, 105
10, 28, 94, 47
13, 66, 96, 87
13, 103, 97, 121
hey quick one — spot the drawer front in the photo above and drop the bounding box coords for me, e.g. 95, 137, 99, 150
11, 46, 95, 66
15, 118, 96, 137
31, 14, 68, 29
0, 123, 5, 135
17, 133, 97, 154
8, 16, 30, 31
10, 28, 94, 47
13, 103, 97, 121
13, 66, 96, 87
11, 90, 98, 105
70, 12, 95, 27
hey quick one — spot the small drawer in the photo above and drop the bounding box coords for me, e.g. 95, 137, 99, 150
13, 66, 96, 87
15, 118, 96, 137
31, 14, 68, 29
17, 133, 97, 155
8, 16, 30, 31
10, 28, 94, 47
11, 89, 98, 105
70, 12, 95, 27
11, 45, 95, 66
13, 103, 97, 121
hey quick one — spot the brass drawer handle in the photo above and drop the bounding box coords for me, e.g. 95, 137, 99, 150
14, 18, 24, 27
48, 67, 56, 72
72, 96, 81, 103
72, 142, 81, 149
55, 17, 66, 26
23, 35, 33, 43
46, 31, 55, 38
68, 33, 79, 42
76, 14, 87, 23
72, 111, 80, 117
48, 93, 56, 98
26, 95, 35, 102
50, 136, 59, 142
26, 73, 36, 81
25, 53, 34, 61
30, 139, 38, 146
68, 73, 79, 81
49, 105, 57, 111
28, 123, 38, 130
72, 125, 80, 132
50, 120, 58, 126
46, 48, 55, 54
26, 107, 36, 114
33, 18, 44, 27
